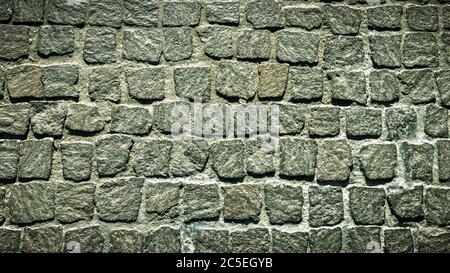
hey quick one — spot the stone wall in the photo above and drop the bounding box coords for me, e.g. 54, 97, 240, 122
0, 0, 449, 253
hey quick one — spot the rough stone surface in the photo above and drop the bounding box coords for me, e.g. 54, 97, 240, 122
0, 140, 20, 181
317, 140, 352, 183
0, 101, 30, 132
285, 6, 322, 30
399, 69, 436, 104
346, 108, 382, 138
359, 143, 397, 181
163, 1, 201, 27
258, 62, 288, 99
290, 67, 323, 101
425, 104, 448, 138
279, 138, 316, 178
31, 102, 67, 137
0, 228, 22, 253
88, 66, 121, 102
309, 186, 344, 227
388, 186, 424, 221
216, 61, 258, 100
272, 229, 308, 253
123, 28, 162, 63
126, 67, 165, 101
0, 25, 29, 60
7, 65, 44, 99
206, 1, 239, 25
110, 229, 143, 253
9, 182, 55, 225
223, 184, 262, 222
406, 6, 439, 32
211, 140, 246, 179
66, 104, 105, 133
170, 140, 209, 177
349, 187, 385, 225
111, 105, 151, 135
56, 182, 95, 223
403, 32, 438, 68
197, 26, 234, 59
64, 225, 105, 253
237, 30, 271, 60
164, 27, 193, 62
174, 66, 211, 101
328, 71, 367, 105
48, 0, 87, 25
96, 178, 144, 222
369, 70, 400, 103
425, 188, 450, 226
308, 107, 340, 137
367, 5, 402, 30
37, 26, 75, 56
60, 142, 93, 181
230, 228, 270, 253
194, 229, 229, 253
144, 226, 181, 253
96, 135, 133, 177
385, 108, 417, 140
344, 227, 380, 253
146, 182, 181, 220
23, 226, 63, 253
88, 0, 123, 28
324, 36, 365, 69
402, 143, 434, 182
277, 30, 320, 64
133, 140, 172, 177
416, 229, 450, 253
265, 184, 303, 224
384, 228, 414, 253
324, 5, 362, 35
246, 0, 283, 29
183, 183, 221, 222
84, 28, 116, 64
123, 0, 159, 27
369, 35, 402, 68
309, 228, 342, 253
437, 140, 450, 181
18, 139, 53, 180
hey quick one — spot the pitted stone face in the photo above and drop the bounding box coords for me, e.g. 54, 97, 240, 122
0, 0, 449, 254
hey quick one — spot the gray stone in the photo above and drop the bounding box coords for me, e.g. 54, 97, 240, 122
230, 228, 270, 253
401, 143, 434, 182
211, 140, 246, 179
0, 25, 29, 60
0, 0, 12, 21
317, 140, 352, 183
425, 104, 448, 138
164, 27, 193, 62
89, 66, 121, 102
7, 65, 44, 99
194, 229, 229, 253
174, 66, 211, 101
309, 228, 342, 253
265, 184, 303, 224
272, 229, 308, 253
349, 187, 385, 225
9, 182, 55, 225
96, 135, 133, 177
37, 26, 75, 56
48, 0, 87, 25
237, 30, 271, 60
88, 0, 123, 28
437, 140, 450, 181
13, 0, 44, 23
277, 30, 320, 64
60, 142, 93, 181
64, 226, 105, 253
0, 140, 20, 181
126, 67, 165, 101
385, 108, 417, 140
111, 105, 151, 135
435, 70, 450, 107
258, 62, 289, 99
163, 0, 201, 26
290, 67, 324, 101
369, 70, 400, 103
416, 229, 450, 253
0, 187, 4, 224
18, 139, 53, 180
0, 103, 30, 136
123, 0, 159, 27
42, 64, 79, 99
399, 69, 436, 104
31, 102, 66, 137
144, 226, 181, 253
279, 138, 317, 178
346, 108, 382, 138
0, 228, 21, 253
170, 140, 209, 177
359, 143, 397, 181
154, 101, 191, 134
56, 182, 95, 223
23, 226, 63, 253
384, 228, 414, 253
216, 61, 258, 100
206, 1, 239, 25
66, 104, 105, 133
246, 0, 283, 29
444, 7, 450, 30
133, 140, 172, 177
344, 227, 380, 253
284, 6, 322, 30
388, 186, 424, 221
406, 6, 439, 32
245, 137, 275, 175
197, 26, 234, 59
110, 229, 143, 253
96, 177, 144, 222
369, 35, 402, 68
425, 188, 450, 226
146, 182, 181, 220
367, 5, 402, 30
123, 28, 162, 63
0, 69, 4, 100
278, 103, 305, 135
328, 71, 367, 105
308, 107, 340, 137
403, 32, 438, 68
223, 184, 262, 222
324, 36, 365, 69
324, 5, 362, 35
84, 27, 116, 64
184, 183, 221, 222
309, 186, 344, 227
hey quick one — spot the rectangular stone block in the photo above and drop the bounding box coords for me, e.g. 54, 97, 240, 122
18, 139, 54, 180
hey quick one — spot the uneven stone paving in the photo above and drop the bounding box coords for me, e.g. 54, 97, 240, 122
0, 0, 449, 253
